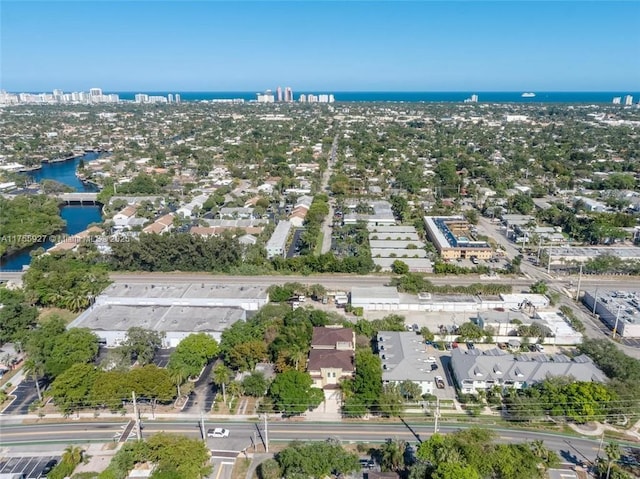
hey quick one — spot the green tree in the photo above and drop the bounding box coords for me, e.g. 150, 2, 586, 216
121, 327, 165, 366
46, 328, 99, 378
242, 371, 269, 397
529, 280, 548, 295
275, 440, 359, 479
50, 363, 99, 413
257, 458, 281, 479
399, 380, 422, 401
456, 322, 484, 342
432, 462, 481, 479
350, 349, 382, 413
168, 333, 218, 379
268, 370, 324, 416
379, 438, 406, 472
392, 260, 410, 275
379, 383, 404, 417
212, 363, 231, 404
420, 326, 435, 342
0, 288, 38, 345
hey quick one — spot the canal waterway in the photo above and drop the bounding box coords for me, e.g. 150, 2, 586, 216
0, 153, 103, 271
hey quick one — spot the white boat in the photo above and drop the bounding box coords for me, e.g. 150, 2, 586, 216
521, 92, 536, 98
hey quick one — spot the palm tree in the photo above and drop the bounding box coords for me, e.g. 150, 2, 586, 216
227, 381, 243, 400
530, 439, 546, 460
169, 368, 186, 397
605, 442, 621, 479
380, 438, 406, 472
288, 346, 307, 371
62, 445, 84, 466
23, 358, 43, 401
212, 363, 231, 404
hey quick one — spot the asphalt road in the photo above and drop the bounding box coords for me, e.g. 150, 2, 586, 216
0, 419, 628, 469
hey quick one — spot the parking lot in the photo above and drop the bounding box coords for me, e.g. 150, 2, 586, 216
2, 378, 46, 415
0, 456, 60, 479
152, 348, 175, 368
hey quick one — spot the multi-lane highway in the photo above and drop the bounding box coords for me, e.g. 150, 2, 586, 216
0, 419, 627, 466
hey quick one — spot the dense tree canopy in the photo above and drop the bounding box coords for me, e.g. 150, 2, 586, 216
23, 253, 110, 311
0, 287, 38, 345
99, 433, 211, 479
167, 333, 218, 378
0, 195, 66, 256
268, 370, 324, 415
275, 440, 360, 479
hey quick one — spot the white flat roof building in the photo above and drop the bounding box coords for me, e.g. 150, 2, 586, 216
266, 220, 292, 258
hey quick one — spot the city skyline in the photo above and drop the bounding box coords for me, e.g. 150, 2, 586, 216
1, 1, 639, 92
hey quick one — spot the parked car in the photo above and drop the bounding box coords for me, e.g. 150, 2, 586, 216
425, 356, 437, 363
207, 428, 230, 438
435, 376, 445, 389
466, 342, 475, 350
40, 459, 58, 476
430, 363, 439, 371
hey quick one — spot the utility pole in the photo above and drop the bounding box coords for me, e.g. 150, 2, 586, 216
433, 398, 440, 434
264, 414, 269, 453
132, 391, 142, 441
575, 263, 583, 301
199, 410, 206, 442
612, 305, 622, 339
597, 432, 604, 459
592, 288, 599, 315
547, 246, 552, 275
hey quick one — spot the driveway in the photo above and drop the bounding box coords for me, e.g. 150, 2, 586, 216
183, 361, 216, 413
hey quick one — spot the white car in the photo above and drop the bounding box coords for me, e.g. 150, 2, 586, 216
207, 428, 230, 438
425, 356, 437, 363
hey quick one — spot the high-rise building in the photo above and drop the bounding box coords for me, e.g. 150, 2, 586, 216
299, 94, 307, 103
612, 97, 622, 104
89, 88, 102, 97
135, 94, 149, 103
175, 94, 181, 103
168, 93, 174, 103
257, 90, 275, 103
276, 86, 283, 102
624, 95, 634, 106
285, 87, 293, 102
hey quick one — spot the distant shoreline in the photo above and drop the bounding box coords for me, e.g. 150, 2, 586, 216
10, 91, 640, 104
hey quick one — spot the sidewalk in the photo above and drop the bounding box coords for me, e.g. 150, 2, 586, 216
568, 419, 640, 441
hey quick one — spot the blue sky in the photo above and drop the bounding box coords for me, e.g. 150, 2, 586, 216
2, 1, 639, 91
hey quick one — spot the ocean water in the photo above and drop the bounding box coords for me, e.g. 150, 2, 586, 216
115, 91, 640, 104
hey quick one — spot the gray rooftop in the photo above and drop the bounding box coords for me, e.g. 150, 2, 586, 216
101, 283, 268, 301
378, 331, 435, 383
451, 348, 607, 386
351, 286, 400, 301
72, 305, 245, 332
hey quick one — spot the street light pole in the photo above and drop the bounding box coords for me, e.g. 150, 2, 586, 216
592, 288, 599, 315
612, 305, 622, 339
575, 264, 583, 301
263, 414, 269, 453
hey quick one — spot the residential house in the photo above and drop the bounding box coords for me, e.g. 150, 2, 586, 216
450, 348, 606, 394
307, 326, 355, 389
142, 213, 174, 234
377, 331, 435, 395
113, 205, 138, 228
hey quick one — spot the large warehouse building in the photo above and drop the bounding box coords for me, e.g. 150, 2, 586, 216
68, 282, 269, 347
